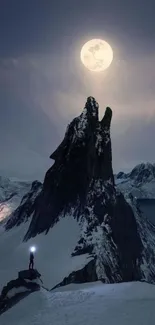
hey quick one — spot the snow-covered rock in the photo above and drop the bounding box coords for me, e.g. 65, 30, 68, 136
0, 177, 32, 222
0, 269, 42, 315
5, 181, 42, 230
1, 281, 155, 325
115, 163, 155, 198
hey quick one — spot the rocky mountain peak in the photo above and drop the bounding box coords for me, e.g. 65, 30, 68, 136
100, 106, 112, 128
23, 97, 114, 240
116, 162, 155, 186
85, 96, 99, 119
0, 269, 42, 315
5, 97, 155, 285
50, 97, 99, 162
129, 163, 155, 184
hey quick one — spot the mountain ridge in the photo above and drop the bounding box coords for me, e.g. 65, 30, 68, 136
1, 161, 155, 225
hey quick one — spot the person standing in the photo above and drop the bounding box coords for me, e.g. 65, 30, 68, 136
29, 251, 34, 270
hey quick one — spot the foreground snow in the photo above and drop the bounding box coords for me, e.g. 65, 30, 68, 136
1, 281, 155, 325
0, 216, 91, 291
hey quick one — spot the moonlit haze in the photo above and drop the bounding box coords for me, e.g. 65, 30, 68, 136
0, 0, 155, 180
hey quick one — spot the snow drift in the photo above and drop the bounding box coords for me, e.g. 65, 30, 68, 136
1, 281, 155, 325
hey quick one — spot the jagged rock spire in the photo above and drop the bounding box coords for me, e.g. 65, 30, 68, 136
24, 97, 114, 239
85, 96, 99, 120
101, 106, 112, 129
6, 97, 150, 285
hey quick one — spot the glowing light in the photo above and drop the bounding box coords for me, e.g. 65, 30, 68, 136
30, 246, 36, 253
0, 204, 11, 221
80, 39, 113, 72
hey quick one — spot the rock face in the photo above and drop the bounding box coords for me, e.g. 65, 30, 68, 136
18, 269, 41, 281
23, 97, 146, 283
51, 259, 97, 291
5, 97, 155, 285
24, 97, 114, 239
0, 269, 42, 315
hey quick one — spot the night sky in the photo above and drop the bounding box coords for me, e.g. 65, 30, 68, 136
0, 0, 155, 180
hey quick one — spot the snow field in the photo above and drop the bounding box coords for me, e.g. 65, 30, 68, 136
1, 281, 155, 325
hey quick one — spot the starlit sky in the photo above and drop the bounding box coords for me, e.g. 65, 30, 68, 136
0, 0, 155, 180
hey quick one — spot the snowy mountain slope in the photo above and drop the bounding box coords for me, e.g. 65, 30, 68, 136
115, 164, 155, 224
116, 162, 155, 198
0, 269, 42, 315
0, 176, 32, 222
1, 281, 155, 325
126, 195, 155, 282
0, 215, 91, 292
5, 181, 42, 229
3, 97, 155, 291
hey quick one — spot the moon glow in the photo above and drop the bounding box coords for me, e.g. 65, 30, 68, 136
80, 39, 113, 72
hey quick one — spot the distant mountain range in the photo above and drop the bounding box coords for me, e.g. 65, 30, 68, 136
1, 162, 155, 222
115, 162, 155, 199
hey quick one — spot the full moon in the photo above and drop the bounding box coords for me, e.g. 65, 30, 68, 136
80, 39, 113, 72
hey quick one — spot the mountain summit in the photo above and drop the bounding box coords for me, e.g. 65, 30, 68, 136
24, 97, 115, 239
117, 162, 155, 185
5, 97, 155, 285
